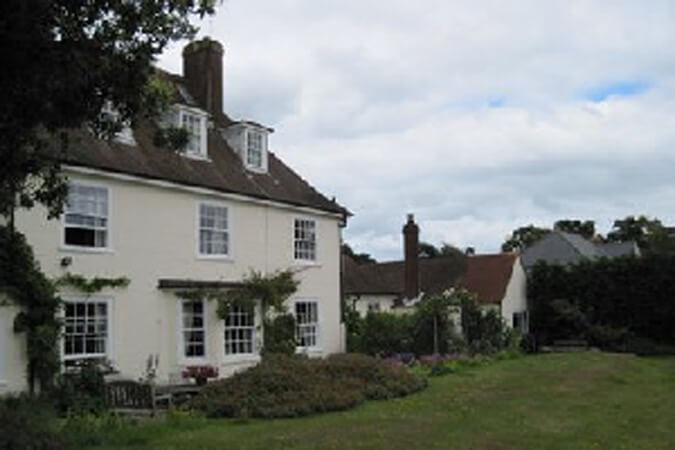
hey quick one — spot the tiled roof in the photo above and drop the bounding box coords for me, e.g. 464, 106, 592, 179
343, 253, 517, 305
50, 71, 347, 217
457, 253, 518, 305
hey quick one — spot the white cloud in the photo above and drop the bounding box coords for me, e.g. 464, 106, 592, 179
158, 0, 675, 260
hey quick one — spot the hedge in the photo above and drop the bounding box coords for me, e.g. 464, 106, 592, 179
528, 254, 675, 347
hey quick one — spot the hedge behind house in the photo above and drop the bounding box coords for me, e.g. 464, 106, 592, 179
528, 254, 675, 348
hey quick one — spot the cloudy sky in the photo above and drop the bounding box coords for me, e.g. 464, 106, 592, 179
158, 0, 675, 261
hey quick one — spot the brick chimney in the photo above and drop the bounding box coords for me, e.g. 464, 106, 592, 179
182, 37, 224, 118
403, 213, 420, 300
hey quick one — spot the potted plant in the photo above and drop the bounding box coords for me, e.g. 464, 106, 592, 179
182, 365, 219, 386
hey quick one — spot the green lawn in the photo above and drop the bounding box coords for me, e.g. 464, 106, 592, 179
91, 352, 675, 450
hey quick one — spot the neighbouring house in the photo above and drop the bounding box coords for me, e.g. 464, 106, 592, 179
0, 38, 349, 394
343, 215, 528, 332
521, 230, 640, 271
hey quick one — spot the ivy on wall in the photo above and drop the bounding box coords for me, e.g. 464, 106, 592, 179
54, 272, 130, 295
0, 227, 61, 393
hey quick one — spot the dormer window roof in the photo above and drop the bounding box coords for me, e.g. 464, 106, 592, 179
223, 121, 273, 174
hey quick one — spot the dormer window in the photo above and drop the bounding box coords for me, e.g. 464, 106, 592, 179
177, 106, 208, 159
246, 129, 264, 169
223, 121, 272, 174
100, 102, 136, 146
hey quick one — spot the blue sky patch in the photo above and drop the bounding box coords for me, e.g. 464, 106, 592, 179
584, 80, 650, 102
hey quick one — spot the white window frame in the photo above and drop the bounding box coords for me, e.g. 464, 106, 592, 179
177, 106, 208, 159
223, 304, 257, 357
244, 128, 268, 172
61, 182, 113, 253
293, 217, 318, 263
294, 300, 320, 351
196, 201, 232, 259
61, 296, 112, 362
178, 298, 208, 362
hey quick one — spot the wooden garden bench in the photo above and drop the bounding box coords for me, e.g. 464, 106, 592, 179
104, 380, 172, 416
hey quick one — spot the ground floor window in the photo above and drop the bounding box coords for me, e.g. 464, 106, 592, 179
295, 301, 319, 348
181, 299, 206, 358
367, 301, 381, 313
512, 311, 529, 333
63, 298, 109, 360
224, 305, 255, 355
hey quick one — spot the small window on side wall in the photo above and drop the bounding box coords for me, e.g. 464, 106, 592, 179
64, 183, 109, 249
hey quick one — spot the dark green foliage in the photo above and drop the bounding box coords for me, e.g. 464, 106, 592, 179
501, 225, 551, 252
607, 215, 674, 255
0, 395, 68, 450
50, 359, 112, 414
152, 126, 191, 153
460, 296, 511, 354
262, 313, 296, 356
54, 272, 130, 294
0, 226, 61, 393
418, 242, 464, 259
357, 312, 415, 355
191, 354, 426, 418
342, 243, 377, 264
529, 255, 675, 348
554, 220, 595, 238
0, 0, 216, 223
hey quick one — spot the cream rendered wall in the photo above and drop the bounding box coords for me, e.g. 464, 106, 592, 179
0, 303, 28, 393
11, 168, 343, 386
349, 295, 397, 317
499, 257, 528, 329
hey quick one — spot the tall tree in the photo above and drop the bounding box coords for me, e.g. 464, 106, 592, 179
501, 225, 551, 252
554, 220, 595, 239
607, 215, 672, 254
0, 0, 217, 227
419, 242, 464, 259
341, 243, 376, 265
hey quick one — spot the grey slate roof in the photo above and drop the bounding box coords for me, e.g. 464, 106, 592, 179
522, 231, 639, 269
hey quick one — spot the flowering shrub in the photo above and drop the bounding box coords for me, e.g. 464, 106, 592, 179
191, 354, 426, 418
182, 365, 219, 385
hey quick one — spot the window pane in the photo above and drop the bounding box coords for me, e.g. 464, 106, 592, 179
294, 219, 316, 261
199, 204, 229, 255
64, 184, 108, 248
224, 305, 255, 355
63, 300, 107, 358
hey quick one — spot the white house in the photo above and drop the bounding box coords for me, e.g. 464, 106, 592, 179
343, 215, 528, 331
0, 38, 348, 393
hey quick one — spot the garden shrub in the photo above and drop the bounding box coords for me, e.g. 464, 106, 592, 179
261, 313, 296, 356
191, 354, 426, 418
0, 394, 68, 450
50, 359, 113, 414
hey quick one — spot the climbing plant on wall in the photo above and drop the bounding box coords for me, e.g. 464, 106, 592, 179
177, 270, 300, 355
0, 226, 61, 394
54, 272, 130, 295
